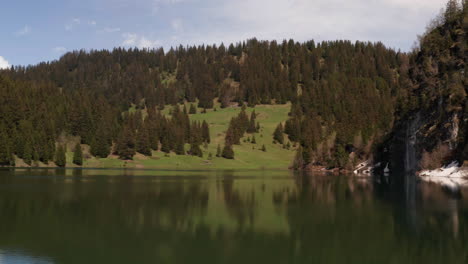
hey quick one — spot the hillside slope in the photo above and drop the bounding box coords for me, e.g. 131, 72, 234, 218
375, 2, 467, 173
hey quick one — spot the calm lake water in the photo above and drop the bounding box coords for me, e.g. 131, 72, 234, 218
0, 169, 467, 264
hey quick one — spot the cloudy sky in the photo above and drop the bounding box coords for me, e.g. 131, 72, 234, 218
0, 0, 448, 68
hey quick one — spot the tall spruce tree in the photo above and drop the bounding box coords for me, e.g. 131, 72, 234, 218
0, 125, 13, 166
222, 144, 234, 159
189, 104, 197, 114
189, 142, 203, 157
90, 125, 111, 158
73, 142, 83, 166
201, 120, 210, 143
136, 126, 152, 156
247, 110, 257, 133
273, 123, 284, 144
55, 145, 66, 167
115, 126, 136, 160
292, 146, 304, 170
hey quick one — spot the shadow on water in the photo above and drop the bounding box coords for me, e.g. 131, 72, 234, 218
0, 168, 467, 264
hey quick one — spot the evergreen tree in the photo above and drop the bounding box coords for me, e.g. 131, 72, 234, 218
55, 145, 66, 167
73, 142, 83, 166
189, 142, 203, 157
161, 136, 171, 153
201, 120, 211, 143
189, 104, 197, 114
292, 146, 304, 170
0, 125, 13, 166
90, 126, 111, 158
136, 126, 152, 156
115, 126, 136, 160
273, 123, 284, 144
23, 141, 32, 166
251, 135, 257, 144
174, 135, 185, 155
261, 144, 267, 152
222, 144, 234, 159
247, 110, 257, 133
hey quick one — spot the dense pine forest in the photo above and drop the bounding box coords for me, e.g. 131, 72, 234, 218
0, 0, 466, 170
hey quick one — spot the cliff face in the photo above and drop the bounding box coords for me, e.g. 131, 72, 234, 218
375, 4, 467, 173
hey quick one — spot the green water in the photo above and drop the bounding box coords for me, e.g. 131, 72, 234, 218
0, 169, 467, 264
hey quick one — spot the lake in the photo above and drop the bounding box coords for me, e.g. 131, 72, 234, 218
0, 169, 467, 264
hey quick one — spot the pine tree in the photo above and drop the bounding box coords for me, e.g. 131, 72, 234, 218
292, 146, 304, 170
222, 144, 234, 159
136, 126, 152, 156
55, 145, 66, 167
273, 123, 284, 144
201, 120, 211, 143
261, 144, 267, 152
73, 142, 83, 166
189, 103, 197, 114
174, 135, 185, 155
247, 110, 257, 133
0, 126, 13, 166
161, 136, 171, 153
90, 126, 111, 158
445, 0, 460, 22
251, 135, 257, 144
23, 141, 32, 166
189, 142, 203, 157
115, 126, 136, 160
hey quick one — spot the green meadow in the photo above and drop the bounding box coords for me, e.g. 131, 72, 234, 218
69, 102, 296, 170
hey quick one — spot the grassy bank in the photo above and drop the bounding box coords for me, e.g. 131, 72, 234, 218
65, 103, 295, 170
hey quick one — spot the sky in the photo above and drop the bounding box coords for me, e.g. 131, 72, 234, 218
0, 0, 448, 68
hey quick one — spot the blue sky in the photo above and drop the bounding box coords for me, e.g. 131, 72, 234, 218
0, 0, 448, 68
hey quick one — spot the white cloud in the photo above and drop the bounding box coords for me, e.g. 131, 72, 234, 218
65, 18, 82, 31
122, 33, 160, 49
171, 19, 183, 32
0, 56, 10, 69
152, 0, 186, 13
53, 47, 67, 53
15, 25, 31, 36
179, 0, 448, 51
88, 20, 97, 26
99, 27, 121, 33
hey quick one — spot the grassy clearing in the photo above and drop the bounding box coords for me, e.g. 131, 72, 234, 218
68, 102, 296, 170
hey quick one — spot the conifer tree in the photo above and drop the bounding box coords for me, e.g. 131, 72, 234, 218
189, 104, 197, 114
189, 142, 203, 157
73, 142, 83, 166
136, 126, 152, 156
201, 120, 211, 143
292, 146, 304, 170
251, 135, 257, 144
90, 126, 111, 158
261, 144, 267, 152
222, 144, 234, 159
115, 126, 136, 160
0, 126, 13, 166
55, 145, 66, 167
174, 136, 185, 155
247, 110, 257, 133
161, 136, 171, 153
23, 141, 32, 166
273, 123, 284, 144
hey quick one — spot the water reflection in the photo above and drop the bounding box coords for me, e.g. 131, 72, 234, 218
0, 169, 467, 264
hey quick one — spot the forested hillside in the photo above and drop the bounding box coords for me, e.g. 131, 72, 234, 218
0, 0, 465, 170
0, 38, 404, 168
375, 0, 467, 173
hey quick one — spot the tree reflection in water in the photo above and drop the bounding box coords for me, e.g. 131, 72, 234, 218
0, 169, 466, 264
